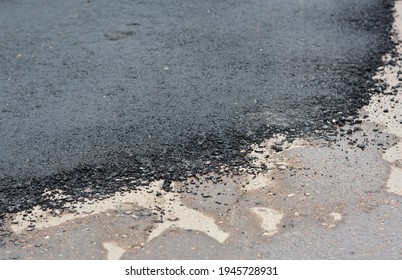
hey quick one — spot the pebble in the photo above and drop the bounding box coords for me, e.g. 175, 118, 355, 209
53, 209, 62, 216
271, 145, 283, 152
357, 144, 366, 150
104, 31, 133, 41
166, 214, 179, 221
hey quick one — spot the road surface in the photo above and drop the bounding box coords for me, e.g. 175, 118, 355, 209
0, 0, 401, 260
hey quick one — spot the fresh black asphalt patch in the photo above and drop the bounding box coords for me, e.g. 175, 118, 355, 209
0, 0, 397, 216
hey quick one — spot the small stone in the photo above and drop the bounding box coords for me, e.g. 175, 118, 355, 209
162, 180, 172, 192
271, 145, 283, 152
166, 214, 178, 221
304, 192, 311, 196
124, 210, 133, 215
357, 144, 366, 150
104, 31, 133, 41
345, 116, 354, 122
53, 209, 62, 216
84, 187, 92, 193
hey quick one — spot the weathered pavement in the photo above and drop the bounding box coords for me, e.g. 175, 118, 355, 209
2, 100, 402, 259
1, 0, 402, 259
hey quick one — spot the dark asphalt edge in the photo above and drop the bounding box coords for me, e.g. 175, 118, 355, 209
0, 0, 397, 221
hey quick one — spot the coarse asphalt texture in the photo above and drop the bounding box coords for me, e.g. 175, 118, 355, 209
0, 0, 396, 213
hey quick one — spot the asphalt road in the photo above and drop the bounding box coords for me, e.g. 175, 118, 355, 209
0, 0, 395, 213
